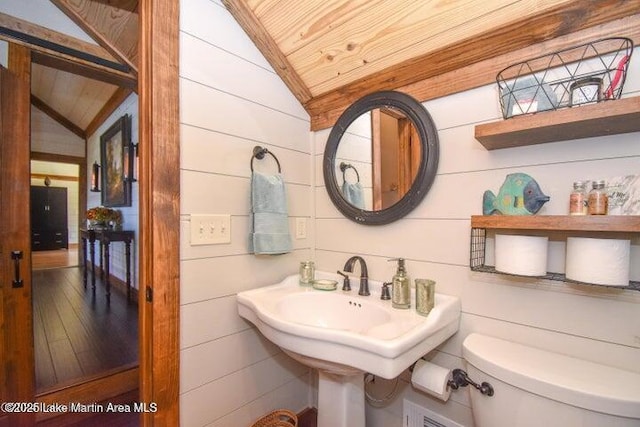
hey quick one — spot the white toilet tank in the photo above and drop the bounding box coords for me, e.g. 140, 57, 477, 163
462, 333, 640, 427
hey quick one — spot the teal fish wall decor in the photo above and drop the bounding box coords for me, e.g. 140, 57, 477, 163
483, 173, 550, 215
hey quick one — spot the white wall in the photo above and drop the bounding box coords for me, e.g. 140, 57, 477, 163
0, 0, 97, 45
178, 0, 314, 425
313, 51, 640, 426
31, 106, 85, 157
86, 93, 139, 289
0, 40, 7, 67
30, 106, 84, 246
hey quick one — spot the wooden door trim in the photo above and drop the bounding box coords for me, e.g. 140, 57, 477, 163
139, 0, 180, 425
371, 109, 382, 210
35, 366, 138, 423
397, 118, 412, 197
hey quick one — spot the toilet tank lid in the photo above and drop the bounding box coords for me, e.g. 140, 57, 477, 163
463, 333, 640, 419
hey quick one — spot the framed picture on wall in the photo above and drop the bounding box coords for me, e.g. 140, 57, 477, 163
100, 115, 132, 207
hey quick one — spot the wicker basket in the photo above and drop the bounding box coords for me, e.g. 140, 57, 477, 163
250, 409, 298, 427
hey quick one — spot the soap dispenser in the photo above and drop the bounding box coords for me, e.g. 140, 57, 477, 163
389, 258, 410, 309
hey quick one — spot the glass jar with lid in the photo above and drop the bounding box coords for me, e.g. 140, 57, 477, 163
587, 180, 608, 215
569, 181, 588, 215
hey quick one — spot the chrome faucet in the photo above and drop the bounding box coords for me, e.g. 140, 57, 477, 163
343, 256, 369, 296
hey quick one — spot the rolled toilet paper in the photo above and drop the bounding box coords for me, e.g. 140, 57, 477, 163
411, 359, 451, 401
566, 237, 630, 286
495, 234, 548, 276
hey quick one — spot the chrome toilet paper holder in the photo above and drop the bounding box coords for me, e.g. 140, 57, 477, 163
448, 369, 494, 397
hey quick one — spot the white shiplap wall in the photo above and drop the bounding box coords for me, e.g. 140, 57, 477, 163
179, 0, 314, 425
313, 51, 640, 426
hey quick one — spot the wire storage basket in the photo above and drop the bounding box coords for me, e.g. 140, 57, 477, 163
497, 37, 633, 119
250, 409, 298, 427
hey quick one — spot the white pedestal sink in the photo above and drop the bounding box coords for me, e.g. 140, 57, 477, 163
236, 272, 461, 427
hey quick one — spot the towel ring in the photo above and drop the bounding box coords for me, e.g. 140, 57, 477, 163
340, 162, 360, 183
251, 146, 281, 173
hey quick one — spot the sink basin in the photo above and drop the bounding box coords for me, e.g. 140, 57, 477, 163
277, 292, 391, 334
237, 272, 461, 379
237, 271, 461, 427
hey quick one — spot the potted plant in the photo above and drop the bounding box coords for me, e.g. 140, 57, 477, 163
86, 206, 123, 230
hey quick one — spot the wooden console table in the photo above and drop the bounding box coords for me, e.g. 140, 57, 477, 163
80, 228, 134, 303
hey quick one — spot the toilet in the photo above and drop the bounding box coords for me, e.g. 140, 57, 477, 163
462, 333, 640, 427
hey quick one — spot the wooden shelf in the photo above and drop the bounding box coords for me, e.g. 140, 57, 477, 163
470, 215, 640, 291
471, 215, 640, 233
474, 96, 640, 150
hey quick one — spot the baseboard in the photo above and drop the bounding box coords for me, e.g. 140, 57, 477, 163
298, 407, 317, 427
107, 272, 139, 302
91, 265, 139, 302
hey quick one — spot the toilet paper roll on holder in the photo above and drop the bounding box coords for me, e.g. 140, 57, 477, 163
447, 368, 494, 397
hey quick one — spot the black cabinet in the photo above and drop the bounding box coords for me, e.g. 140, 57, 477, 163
31, 186, 68, 251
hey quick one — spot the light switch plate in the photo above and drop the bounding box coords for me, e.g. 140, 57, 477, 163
190, 214, 231, 245
295, 217, 307, 239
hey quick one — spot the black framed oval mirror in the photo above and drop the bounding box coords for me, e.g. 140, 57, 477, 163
323, 91, 439, 225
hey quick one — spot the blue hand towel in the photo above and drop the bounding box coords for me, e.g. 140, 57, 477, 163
342, 181, 365, 209
249, 171, 292, 255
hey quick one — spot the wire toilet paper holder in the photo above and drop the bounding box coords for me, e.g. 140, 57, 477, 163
447, 368, 494, 397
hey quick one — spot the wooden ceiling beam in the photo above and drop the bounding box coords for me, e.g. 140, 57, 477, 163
30, 173, 79, 183
1, 12, 137, 88
85, 87, 133, 138
31, 94, 86, 139
51, 0, 139, 74
32, 51, 137, 90
222, 0, 312, 105
306, 0, 640, 130
0, 12, 125, 70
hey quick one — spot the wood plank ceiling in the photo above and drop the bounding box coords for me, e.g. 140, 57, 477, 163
31, 63, 119, 133
0, 0, 138, 140
223, 0, 640, 130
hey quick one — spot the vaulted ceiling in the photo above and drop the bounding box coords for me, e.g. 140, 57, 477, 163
1, 0, 639, 136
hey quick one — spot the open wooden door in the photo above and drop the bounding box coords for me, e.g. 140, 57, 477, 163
0, 44, 35, 426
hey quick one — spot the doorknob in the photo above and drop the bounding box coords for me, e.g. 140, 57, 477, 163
11, 250, 23, 288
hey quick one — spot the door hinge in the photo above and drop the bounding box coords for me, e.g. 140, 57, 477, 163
145, 286, 153, 302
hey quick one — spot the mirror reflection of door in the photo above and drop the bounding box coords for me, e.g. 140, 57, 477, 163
336, 107, 422, 211
372, 107, 421, 210
29, 63, 139, 394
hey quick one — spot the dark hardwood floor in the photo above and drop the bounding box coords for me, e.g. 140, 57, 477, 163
32, 266, 138, 392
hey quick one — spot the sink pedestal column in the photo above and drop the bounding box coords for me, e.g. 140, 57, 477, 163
317, 371, 365, 427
